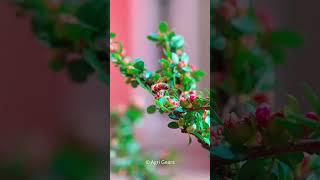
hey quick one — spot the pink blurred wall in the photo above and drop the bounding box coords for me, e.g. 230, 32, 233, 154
0, 2, 59, 160
110, 0, 132, 108
0, 2, 106, 166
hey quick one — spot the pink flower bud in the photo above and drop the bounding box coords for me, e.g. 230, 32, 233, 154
224, 112, 238, 129
306, 112, 319, 121
252, 93, 269, 105
110, 43, 120, 52
121, 49, 126, 56
190, 64, 197, 71
176, 49, 183, 56
256, 104, 272, 128
178, 61, 186, 68
217, 127, 223, 135
189, 94, 197, 102
214, 140, 220, 145
123, 57, 130, 65
179, 96, 186, 102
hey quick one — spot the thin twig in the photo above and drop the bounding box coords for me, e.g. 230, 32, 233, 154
212, 139, 320, 166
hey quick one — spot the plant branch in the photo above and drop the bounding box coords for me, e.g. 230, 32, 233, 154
186, 106, 210, 112
212, 139, 320, 166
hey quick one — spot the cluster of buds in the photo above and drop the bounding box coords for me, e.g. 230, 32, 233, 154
224, 112, 239, 129
180, 90, 198, 102
152, 83, 170, 100
177, 60, 197, 71
151, 83, 169, 94
256, 104, 320, 129
211, 126, 224, 145
110, 39, 126, 57
110, 41, 120, 53
178, 61, 187, 69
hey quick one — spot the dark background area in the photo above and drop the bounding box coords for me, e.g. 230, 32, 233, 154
256, 0, 320, 110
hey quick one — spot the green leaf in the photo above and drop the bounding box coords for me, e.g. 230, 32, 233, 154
188, 134, 192, 145
147, 105, 157, 114
84, 49, 103, 70
285, 95, 300, 113
277, 152, 304, 170
110, 32, 116, 39
289, 113, 318, 129
168, 122, 179, 129
193, 70, 206, 81
133, 59, 144, 72
309, 155, 320, 170
159, 21, 169, 33
62, 23, 96, 41
275, 118, 304, 138
211, 144, 235, 160
276, 161, 293, 180
126, 107, 143, 121
170, 35, 184, 49
160, 58, 170, 69
131, 80, 139, 88
75, 0, 108, 31
147, 33, 159, 42
231, 16, 259, 34
180, 53, 189, 62
304, 85, 320, 115
171, 53, 179, 64
168, 113, 179, 120
270, 30, 304, 48
67, 60, 94, 83
238, 159, 270, 180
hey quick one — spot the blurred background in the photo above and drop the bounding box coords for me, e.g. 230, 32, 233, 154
0, 1, 107, 179
254, 0, 320, 110
111, 0, 210, 179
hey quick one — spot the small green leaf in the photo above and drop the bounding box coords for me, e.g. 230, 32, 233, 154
160, 58, 170, 69
131, 80, 139, 88
285, 95, 300, 113
270, 30, 304, 48
159, 21, 169, 33
231, 17, 259, 34
67, 60, 94, 83
110, 32, 116, 39
211, 144, 235, 160
147, 33, 159, 42
277, 152, 304, 170
168, 113, 179, 120
170, 35, 184, 49
304, 85, 320, 115
188, 134, 192, 145
168, 122, 179, 129
147, 105, 157, 114
193, 70, 206, 81
180, 53, 189, 62
171, 53, 179, 64
133, 59, 144, 72
289, 113, 318, 128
